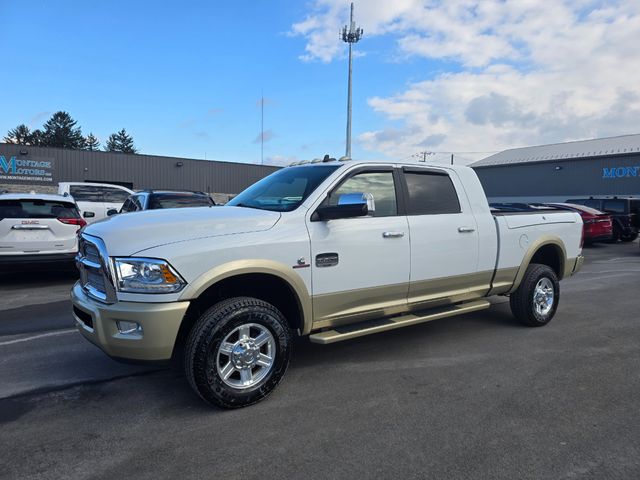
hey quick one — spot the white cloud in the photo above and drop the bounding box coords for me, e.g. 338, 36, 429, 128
291, 1, 640, 163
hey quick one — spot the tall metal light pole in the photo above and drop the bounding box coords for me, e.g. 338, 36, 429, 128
341, 2, 363, 158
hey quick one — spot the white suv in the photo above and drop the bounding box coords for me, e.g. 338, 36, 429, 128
0, 193, 85, 269
58, 182, 134, 223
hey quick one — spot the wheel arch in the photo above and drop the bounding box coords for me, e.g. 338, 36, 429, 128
173, 260, 312, 359
509, 237, 567, 293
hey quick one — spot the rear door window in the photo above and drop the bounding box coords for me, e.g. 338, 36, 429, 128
69, 185, 103, 202
102, 187, 130, 203
403, 170, 461, 215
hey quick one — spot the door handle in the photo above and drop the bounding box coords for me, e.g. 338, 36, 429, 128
382, 231, 405, 238
458, 226, 475, 233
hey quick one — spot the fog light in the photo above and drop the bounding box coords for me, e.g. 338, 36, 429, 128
116, 320, 142, 335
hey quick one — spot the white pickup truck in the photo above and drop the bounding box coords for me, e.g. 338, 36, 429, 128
72, 160, 584, 408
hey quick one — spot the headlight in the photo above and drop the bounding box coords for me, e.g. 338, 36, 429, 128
113, 258, 186, 293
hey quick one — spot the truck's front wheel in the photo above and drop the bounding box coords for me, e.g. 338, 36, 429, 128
184, 296, 291, 408
509, 264, 559, 327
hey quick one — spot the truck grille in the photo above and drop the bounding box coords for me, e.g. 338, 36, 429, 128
76, 234, 117, 303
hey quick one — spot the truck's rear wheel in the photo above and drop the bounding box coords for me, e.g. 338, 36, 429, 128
509, 264, 559, 327
184, 296, 291, 408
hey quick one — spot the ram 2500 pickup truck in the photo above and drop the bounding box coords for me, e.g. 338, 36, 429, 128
72, 160, 584, 408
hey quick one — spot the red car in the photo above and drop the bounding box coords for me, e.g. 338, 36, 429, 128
546, 203, 613, 244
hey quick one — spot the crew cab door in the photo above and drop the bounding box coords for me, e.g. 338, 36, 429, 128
306, 167, 410, 327
400, 167, 485, 309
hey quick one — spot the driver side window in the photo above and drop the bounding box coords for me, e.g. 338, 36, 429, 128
329, 171, 397, 217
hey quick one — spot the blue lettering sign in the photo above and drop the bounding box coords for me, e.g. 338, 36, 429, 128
0, 155, 54, 182
602, 166, 640, 179
0, 155, 17, 174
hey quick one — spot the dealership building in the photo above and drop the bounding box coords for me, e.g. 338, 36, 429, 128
472, 134, 640, 203
0, 143, 279, 203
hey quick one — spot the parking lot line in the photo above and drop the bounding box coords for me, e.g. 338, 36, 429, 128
0, 328, 76, 346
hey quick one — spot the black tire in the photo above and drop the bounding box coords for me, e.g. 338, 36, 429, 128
620, 232, 638, 242
184, 296, 291, 408
509, 263, 560, 327
608, 225, 621, 243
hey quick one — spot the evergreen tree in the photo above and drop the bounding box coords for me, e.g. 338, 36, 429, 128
41, 111, 84, 149
84, 133, 101, 151
105, 128, 137, 153
4, 124, 32, 144
30, 129, 44, 146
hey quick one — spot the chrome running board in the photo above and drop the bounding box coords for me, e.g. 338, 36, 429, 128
309, 299, 491, 344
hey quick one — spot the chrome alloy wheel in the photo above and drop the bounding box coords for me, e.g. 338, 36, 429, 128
216, 323, 276, 389
533, 277, 555, 316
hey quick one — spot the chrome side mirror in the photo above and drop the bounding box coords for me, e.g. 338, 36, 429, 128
337, 192, 375, 215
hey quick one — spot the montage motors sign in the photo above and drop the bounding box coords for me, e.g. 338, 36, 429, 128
602, 166, 640, 179
0, 155, 55, 183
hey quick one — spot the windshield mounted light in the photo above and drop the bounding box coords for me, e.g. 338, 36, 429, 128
113, 258, 186, 294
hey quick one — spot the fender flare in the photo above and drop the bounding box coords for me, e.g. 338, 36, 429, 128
181, 259, 313, 335
508, 236, 567, 293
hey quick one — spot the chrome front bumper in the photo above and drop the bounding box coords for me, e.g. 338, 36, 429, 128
71, 282, 190, 361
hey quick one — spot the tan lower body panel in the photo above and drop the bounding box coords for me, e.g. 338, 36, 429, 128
309, 299, 491, 344
312, 270, 513, 329
312, 283, 409, 329
406, 271, 493, 311
486, 267, 519, 296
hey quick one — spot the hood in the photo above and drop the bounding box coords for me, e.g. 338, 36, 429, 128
84, 206, 281, 256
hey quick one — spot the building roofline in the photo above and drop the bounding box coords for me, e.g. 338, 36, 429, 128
0, 142, 279, 170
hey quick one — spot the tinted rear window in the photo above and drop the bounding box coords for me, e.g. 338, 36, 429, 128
69, 185, 103, 202
403, 171, 461, 215
602, 200, 626, 214
0, 200, 80, 219
148, 194, 214, 209
69, 185, 129, 202
102, 188, 130, 202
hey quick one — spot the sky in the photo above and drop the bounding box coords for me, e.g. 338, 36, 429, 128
1, 0, 639, 166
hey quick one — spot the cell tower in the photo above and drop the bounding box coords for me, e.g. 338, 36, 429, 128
341, 2, 363, 158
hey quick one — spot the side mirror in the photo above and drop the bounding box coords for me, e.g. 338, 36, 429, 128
313, 192, 374, 221
106, 209, 118, 217
338, 192, 375, 215
83, 211, 95, 218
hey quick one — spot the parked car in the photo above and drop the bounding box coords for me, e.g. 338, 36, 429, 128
72, 160, 583, 408
0, 193, 85, 269
113, 190, 215, 215
566, 197, 639, 242
542, 203, 613, 244
58, 182, 134, 224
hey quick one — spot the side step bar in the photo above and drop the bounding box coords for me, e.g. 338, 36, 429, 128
309, 299, 491, 344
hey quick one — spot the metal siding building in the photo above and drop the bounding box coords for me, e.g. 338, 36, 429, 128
472, 134, 640, 203
0, 143, 279, 197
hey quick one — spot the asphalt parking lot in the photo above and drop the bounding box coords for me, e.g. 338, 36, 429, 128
1, 241, 639, 480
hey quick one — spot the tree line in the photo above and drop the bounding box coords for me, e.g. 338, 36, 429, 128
3, 111, 138, 153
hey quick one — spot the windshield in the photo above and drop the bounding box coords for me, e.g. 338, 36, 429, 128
227, 165, 341, 212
